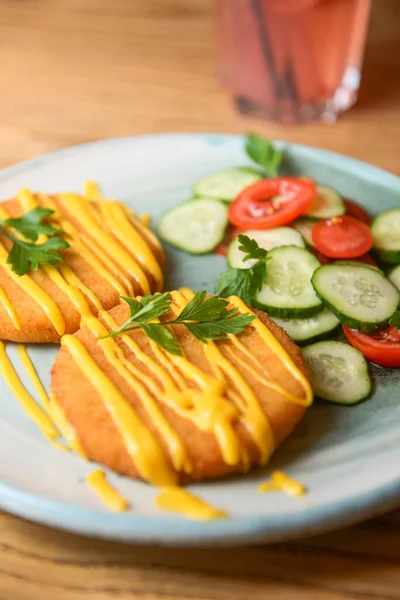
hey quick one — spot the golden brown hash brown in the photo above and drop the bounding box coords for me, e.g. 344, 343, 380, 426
0, 195, 163, 343
51, 303, 310, 484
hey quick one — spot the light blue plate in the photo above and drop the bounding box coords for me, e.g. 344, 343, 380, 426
0, 134, 400, 547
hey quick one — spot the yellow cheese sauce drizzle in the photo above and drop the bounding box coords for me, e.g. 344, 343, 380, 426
61, 334, 176, 486
0, 185, 162, 335
48, 392, 87, 458
1, 339, 129, 509
17, 344, 51, 412
16, 192, 95, 328
121, 203, 163, 258
0, 342, 61, 444
84, 182, 162, 263
85, 316, 191, 474
38, 194, 130, 297
99, 200, 163, 291
140, 214, 151, 227
227, 296, 313, 408
42, 265, 92, 325
0, 202, 66, 335
0, 240, 66, 336
83, 182, 163, 292
15, 345, 69, 452
101, 309, 239, 460
78, 231, 135, 297
2, 197, 91, 332
0, 285, 20, 330
59, 264, 103, 313
83, 180, 102, 203
86, 469, 129, 512
60, 287, 312, 493
0, 182, 312, 517
57, 193, 151, 295
155, 487, 227, 520
258, 471, 306, 497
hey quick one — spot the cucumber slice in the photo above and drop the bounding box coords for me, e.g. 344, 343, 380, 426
158, 198, 228, 254
388, 264, 400, 290
272, 308, 340, 344
312, 263, 400, 332
302, 341, 371, 406
371, 208, 400, 264
253, 246, 323, 318
193, 167, 263, 202
334, 260, 382, 273
292, 218, 315, 247
307, 185, 346, 220
227, 227, 305, 269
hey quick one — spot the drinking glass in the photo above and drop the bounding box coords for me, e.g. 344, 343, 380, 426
215, 0, 371, 123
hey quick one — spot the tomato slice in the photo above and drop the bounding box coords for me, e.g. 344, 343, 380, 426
343, 325, 400, 368
354, 254, 378, 267
228, 177, 316, 230
344, 199, 371, 225
309, 247, 330, 265
312, 215, 373, 258
213, 224, 242, 257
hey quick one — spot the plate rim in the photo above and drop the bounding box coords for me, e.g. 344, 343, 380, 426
1, 132, 400, 546
1, 473, 400, 546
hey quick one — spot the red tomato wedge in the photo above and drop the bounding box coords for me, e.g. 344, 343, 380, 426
309, 247, 330, 265
344, 199, 372, 225
343, 325, 400, 368
312, 215, 373, 258
229, 177, 316, 230
213, 224, 242, 257
354, 254, 378, 267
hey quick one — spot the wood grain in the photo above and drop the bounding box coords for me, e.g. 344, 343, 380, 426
1, 1, 400, 599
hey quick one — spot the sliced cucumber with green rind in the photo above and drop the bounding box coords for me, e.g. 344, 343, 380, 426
227, 227, 305, 269
253, 246, 323, 318
334, 260, 382, 273
292, 218, 315, 247
193, 167, 263, 202
312, 263, 400, 332
272, 308, 340, 344
158, 198, 228, 254
388, 264, 400, 290
302, 341, 371, 406
307, 185, 346, 220
371, 208, 400, 264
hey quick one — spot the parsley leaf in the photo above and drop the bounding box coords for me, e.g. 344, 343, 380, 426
214, 268, 254, 306
185, 313, 254, 342
174, 291, 230, 323
106, 290, 255, 354
0, 207, 70, 275
140, 323, 182, 356
245, 132, 283, 176
214, 235, 270, 306
389, 311, 400, 332
2, 207, 62, 241
5, 233, 69, 276
238, 234, 268, 262
121, 293, 172, 322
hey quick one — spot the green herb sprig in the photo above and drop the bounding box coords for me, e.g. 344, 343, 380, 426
106, 290, 255, 355
0, 207, 69, 275
214, 235, 270, 306
245, 132, 283, 176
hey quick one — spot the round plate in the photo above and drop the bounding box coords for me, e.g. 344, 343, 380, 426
1, 134, 400, 547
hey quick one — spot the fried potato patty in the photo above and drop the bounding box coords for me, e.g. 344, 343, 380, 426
51, 302, 311, 483
0, 194, 163, 343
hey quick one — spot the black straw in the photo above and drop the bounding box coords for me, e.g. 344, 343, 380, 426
250, 0, 299, 112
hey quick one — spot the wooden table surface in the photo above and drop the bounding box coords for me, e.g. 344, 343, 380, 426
1, 1, 400, 599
